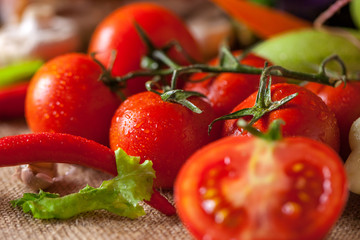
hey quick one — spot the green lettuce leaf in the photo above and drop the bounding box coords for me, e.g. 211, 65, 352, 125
11, 148, 155, 219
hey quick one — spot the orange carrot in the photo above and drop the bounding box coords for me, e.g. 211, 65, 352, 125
211, 0, 312, 38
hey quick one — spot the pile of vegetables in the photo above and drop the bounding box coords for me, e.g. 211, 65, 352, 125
1, 0, 360, 239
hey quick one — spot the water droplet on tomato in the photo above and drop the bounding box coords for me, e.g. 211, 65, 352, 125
52, 111, 59, 118
318, 111, 328, 121
224, 156, 231, 165
201, 199, 216, 214
282, 201, 301, 218
199, 187, 206, 195
214, 208, 229, 223
124, 111, 131, 119
134, 121, 144, 129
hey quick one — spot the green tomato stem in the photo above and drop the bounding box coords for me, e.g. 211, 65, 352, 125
114, 55, 345, 88
208, 65, 298, 134
237, 118, 284, 141
103, 23, 348, 115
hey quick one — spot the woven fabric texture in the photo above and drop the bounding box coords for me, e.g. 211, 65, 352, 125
0, 119, 359, 240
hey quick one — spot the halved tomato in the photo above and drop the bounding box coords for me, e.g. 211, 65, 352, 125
175, 135, 348, 240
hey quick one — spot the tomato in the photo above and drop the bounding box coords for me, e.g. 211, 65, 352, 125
109, 91, 219, 188
175, 135, 348, 240
304, 81, 360, 160
88, 2, 202, 96
223, 83, 340, 152
184, 52, 285, 117
25, 53, 122, 146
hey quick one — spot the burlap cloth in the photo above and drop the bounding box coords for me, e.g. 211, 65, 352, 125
0, 119, 359, 240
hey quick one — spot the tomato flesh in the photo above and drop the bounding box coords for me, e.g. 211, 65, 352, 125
175, 136, 348, 240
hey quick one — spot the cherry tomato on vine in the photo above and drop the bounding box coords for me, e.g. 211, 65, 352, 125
223, 83, 340, 152
304, 81, 360, 159
109, 91, 220, 188
88, 2, 202, 96
175, 134, 348, 240
25, 53, 122, 146
184, 52, 285, 118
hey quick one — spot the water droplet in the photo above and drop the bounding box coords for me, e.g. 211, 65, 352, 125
201, 200, 216, 214
135, 121, 144, 129
224, 156, 231, 165
282, 201, 301, 217
318, 111, 328, 121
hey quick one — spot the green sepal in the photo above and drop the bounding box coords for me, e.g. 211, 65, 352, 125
218, 44, 241, 69
141, 56, 160, 70
208, 67, 298, 134
161, 89, 206, 114
237, 118, 284, 141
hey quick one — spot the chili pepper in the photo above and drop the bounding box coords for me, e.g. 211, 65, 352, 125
0, 82, 28, 119
0, 132, 176, 216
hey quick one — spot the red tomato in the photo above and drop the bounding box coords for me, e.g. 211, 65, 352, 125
88, 2, 202, 96
223, 83, 340, 152
109, 91, 219, 188
175, 135, 348, 240
304, 81, 360, 159
184, 52, 285, 117
25, 53, 122, 146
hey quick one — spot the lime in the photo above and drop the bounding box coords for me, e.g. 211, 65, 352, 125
350, 0, 360, 30
252, 29, 360, 77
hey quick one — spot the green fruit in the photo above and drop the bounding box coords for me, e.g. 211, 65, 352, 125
350, 0, 360, 29
252, 29, 360, 77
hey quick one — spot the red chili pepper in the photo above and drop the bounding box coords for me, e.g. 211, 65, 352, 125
0, 82, 28, 119
0, 132, 176, 215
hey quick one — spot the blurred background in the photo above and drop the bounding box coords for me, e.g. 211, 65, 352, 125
0, 0, 356, 67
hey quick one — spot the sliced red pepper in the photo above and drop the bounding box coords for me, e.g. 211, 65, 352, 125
0, 132, 176, 215
0, 82, 29, 119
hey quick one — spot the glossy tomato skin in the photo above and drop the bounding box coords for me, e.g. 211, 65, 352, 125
175, 136, 348, 240
25, 53, 122, 146
304, 81, 360, 160
184, 52, 285, 118
88, 3, 202, 96
223, 83, 340, 152
109, 91, 220, 188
